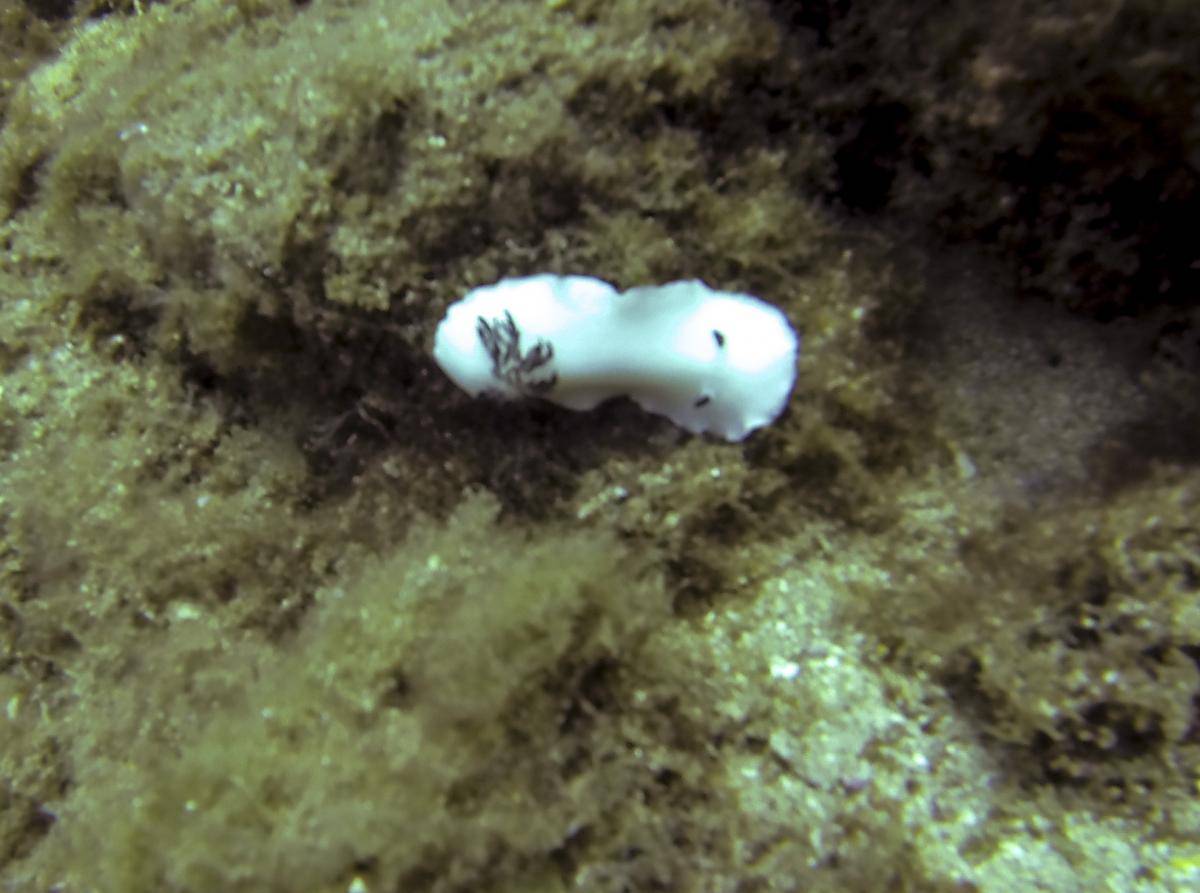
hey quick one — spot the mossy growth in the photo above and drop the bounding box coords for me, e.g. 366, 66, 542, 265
762, 0, 1200, 323
0, 0, 904, 522
849, 468, 1200, 816
7, 490, 680, 891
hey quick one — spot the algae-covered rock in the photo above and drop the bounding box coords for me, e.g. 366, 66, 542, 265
768, 0, 1200, 322
0, 0, 1197, 890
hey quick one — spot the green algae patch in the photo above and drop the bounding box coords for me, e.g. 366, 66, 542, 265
0, 0, 797, 378
974, 475, 1198, 797
843, 465, 1200, 817
12, 491, 672, 892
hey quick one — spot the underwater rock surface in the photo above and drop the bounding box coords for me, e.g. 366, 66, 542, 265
0, 1, 1197, 890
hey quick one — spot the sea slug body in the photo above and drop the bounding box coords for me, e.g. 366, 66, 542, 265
433, 274, 799, 441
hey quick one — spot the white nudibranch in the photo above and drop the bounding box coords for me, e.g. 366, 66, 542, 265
433, 274, 800, 442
